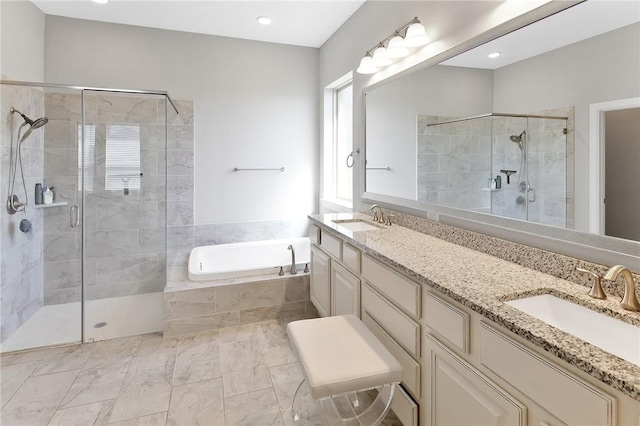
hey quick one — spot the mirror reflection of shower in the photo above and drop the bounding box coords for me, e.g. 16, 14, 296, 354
6, 107, 49, 216
509, 130, 535, 206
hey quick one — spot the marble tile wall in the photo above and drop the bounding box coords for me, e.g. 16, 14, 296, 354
1, 84, 45, 342
163, 274, 315, 337
417, 115, 492, 212
43, 92, 169, 304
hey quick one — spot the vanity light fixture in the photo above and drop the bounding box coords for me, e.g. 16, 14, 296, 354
257, 16, 272, 25
488, 52, 501, 58
356, 17, 430, 75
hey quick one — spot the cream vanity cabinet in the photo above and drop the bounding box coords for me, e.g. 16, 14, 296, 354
309, 225, 361, 318
420, 288, 637, 426
361, 253, 422, 426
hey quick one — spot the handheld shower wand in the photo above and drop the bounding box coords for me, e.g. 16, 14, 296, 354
6, 107, 49, 216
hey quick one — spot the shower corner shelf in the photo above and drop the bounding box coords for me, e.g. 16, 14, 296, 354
481, 188, 503, 192
33, 202, 68, 209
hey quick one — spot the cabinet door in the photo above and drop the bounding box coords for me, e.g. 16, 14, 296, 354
331, 262, 360, 317
422, 334, 526, 426
310, 246, 331, 317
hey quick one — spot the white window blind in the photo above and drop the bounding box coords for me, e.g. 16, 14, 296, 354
105, 125, 141, 191
78, 124, 96, 192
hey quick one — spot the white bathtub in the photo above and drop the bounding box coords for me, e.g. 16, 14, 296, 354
188, 237, 311, 282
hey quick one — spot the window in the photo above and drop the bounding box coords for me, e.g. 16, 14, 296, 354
323, 73, 353, 208
105, 125, 141, 191
78, 124, 95, 192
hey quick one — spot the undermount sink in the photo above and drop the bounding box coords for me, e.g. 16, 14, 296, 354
506, 294, 640, 367
332, 219, 383, 232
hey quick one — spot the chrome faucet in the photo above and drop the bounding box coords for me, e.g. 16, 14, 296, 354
371, 204, 384, 223
287, 245, 297, 275
603, 265, 640, 312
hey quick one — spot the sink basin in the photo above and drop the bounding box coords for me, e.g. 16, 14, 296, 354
332, 219, 382, 232
506, 294, 640, 366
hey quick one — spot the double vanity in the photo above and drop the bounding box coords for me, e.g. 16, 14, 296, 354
308, 212, 640, 426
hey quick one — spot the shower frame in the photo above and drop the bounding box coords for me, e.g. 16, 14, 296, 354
1, 79, 178, 350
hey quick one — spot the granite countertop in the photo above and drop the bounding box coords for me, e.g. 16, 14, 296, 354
309, 212, 640, 402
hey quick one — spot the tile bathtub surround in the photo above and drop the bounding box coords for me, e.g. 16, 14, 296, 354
163, 274, 314, 337
0, 318, 402, 425
360, 204, 640, 300
312, 212, 640, 401
1, 85, 46, 342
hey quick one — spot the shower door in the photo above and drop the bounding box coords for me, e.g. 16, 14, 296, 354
81, 90, 167, 342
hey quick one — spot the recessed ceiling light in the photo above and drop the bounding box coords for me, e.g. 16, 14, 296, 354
257, 16, 272, 25
91, 0, 108, 4
488, 52, 501, 59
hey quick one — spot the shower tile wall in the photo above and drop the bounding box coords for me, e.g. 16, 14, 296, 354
1, 85, 45, 341
42, 92, 167, 304
417, 115, 492, 212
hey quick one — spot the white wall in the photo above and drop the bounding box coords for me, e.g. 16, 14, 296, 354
43, 16, 318, 224
493, 23, 640, 232
0, 0, 45, 81
318, 0, 553, 212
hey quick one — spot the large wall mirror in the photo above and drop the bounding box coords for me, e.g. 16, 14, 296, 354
363, 0, 640, 265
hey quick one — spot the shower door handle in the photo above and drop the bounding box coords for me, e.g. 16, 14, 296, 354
527, 187, 537, 203
70, 204, 80, 228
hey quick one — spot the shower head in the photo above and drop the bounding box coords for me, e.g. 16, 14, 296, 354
11, 107, 49, 143
11, 107, 49, 129
509, 131, 526, 151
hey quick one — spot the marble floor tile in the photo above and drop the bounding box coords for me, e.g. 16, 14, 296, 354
167, 378, 225, 426
48, 399, 115, 426
109, 354, 174, 423
0, 361, 38, 409
221, 338, 273, 397
60, 356, 131, 408
173, 331, 221, 386
0, 345, 69, 367
257, 320, 299, 367
224, 388, 284, 426
135, 333, 179, 358
269, 362, 321, 426
218, 322, 260, 344
0, 369, 79, 426
83, 335, 141, 371
108, 411, 167, 426
32, 344, 92, 376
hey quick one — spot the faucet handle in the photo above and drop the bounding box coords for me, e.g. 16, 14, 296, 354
385, 214, 394, 226
576, 267, 607, 300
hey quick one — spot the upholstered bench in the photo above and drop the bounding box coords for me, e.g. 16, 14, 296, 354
287, 314, 403, 425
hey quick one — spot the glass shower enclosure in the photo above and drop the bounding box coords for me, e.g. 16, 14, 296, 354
418, 112, 572, 228
1, 80, 177, 352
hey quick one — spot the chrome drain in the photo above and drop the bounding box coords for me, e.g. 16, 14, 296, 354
94, 322, 107, 328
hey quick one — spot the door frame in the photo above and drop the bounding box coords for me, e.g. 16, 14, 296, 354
588, 97, 640, 234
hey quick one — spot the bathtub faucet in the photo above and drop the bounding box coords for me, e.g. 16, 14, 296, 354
287, 245, 297, 275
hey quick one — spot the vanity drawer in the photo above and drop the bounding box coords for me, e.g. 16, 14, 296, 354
361, 254, 421, 319
319, 230, 342, 260
480, 322, 615, 426
362, 311, 421, 399
390, 383, 418, 426
342, 243, 361, 274
422, 290, 469, 353
362, 284, 420, 358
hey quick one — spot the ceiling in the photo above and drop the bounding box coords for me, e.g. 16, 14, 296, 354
442, 0, 640, 70
31, 0, 366, 48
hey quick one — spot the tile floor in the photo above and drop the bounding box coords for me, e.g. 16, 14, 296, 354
0, 318, 402, 425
